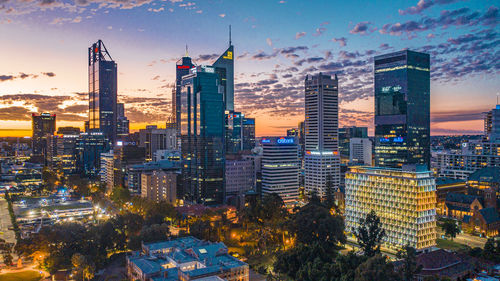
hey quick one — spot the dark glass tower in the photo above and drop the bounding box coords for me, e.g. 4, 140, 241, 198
225, 111, 243, 154
374, 50, 430, 168
32, 113, 56, 164
180, 66, 225, 205
174, 55, 194, 132
88, 40, 117, 146
242, 117, 256, 151
212, 36, 234, 111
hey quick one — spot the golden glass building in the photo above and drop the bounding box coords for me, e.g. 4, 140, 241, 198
345, 166, 437, 251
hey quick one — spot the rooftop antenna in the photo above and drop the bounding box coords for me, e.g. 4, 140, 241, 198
229, 25, 232, 46
185, 44, 189, 57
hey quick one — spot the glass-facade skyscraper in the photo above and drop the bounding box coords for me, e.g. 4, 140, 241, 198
374, 50, 430, 168
212, 44, 234, 111
174, 56, 195, 132
180, 66, 225, 205
88, 40, 117, 146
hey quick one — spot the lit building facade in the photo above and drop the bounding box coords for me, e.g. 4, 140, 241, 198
31, 113, 56, 164
174, 56, 195, 132
88, 40, 117, 146
116, 103, 130, 140
138, 125, 177, 161
261, 136, 299, 205
374, 50, 430, 169
141, 169, 178, 204
345, 166, 437, 251
76, 132, 109, 177
225, 111, 243, 154
180, 66, 225, 205
242, 117, 256, 151
304, 73, 340, 196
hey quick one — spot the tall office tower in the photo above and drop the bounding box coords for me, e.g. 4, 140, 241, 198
484, 104, 500, 142
116, 103, 130, 140
180, 66, 225, 205
374, 50, 430, 169
174, 55, 194, 132
261, 137, 299, 205
88, 40, 118, 146
212, 29, 234, 111
345, 166, 437, 252
242, 117, 256, 151
304, 74, 341, 197
76, 132, 109, 177
349, 138, 372, 165
53, 127, 80, 175
138, 125, 177, 161
225, 111, 243, 154
339, 126, 368, 158
31, 113, 56, 164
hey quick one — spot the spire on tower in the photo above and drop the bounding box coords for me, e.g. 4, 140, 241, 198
229, 25, 232, 46
185, 44, 189, 57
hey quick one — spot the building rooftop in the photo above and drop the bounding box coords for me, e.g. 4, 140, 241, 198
445, 192, 481, 205
468, 167, 500, 184
479, 207, 500, 224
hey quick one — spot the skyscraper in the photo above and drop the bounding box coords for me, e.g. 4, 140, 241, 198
242, 117, 256, 151
484, 104, 500, 142
261, 137, 299, 205
212, 28, 234, 111
88, 40, 118, 146
180, 65, 225, 205
304, 74, 341, 197
374, 50, 430, 168
174, 55, 195, 132
31, 113, 56, 164
225, 111, 243, 154
116, 103, 130, 140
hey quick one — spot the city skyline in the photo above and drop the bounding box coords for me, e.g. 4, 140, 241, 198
0, 0, 498, 137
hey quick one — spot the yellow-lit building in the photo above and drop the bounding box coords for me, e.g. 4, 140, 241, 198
345, 166, 437, 252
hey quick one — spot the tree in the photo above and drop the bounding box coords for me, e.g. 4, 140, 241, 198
354, 254, 401, 281
288, 202, 345, 249
483, 238, 500, 263
110, 185, 131, 205
355, 210, 385, 257
397, 244, 422, 281
441, 219, 459, 240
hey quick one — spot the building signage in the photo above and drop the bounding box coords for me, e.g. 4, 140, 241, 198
277, 137, 294, 145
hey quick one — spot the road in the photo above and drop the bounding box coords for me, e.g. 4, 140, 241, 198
452, 232, 487, 248
0, 199, 16, 246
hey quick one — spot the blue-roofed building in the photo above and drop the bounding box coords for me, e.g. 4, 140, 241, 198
127, 236, 249, 281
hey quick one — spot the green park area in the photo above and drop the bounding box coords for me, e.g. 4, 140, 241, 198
436, 238, 470, 252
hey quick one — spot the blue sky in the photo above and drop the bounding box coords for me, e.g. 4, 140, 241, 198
0, 0, 498, 136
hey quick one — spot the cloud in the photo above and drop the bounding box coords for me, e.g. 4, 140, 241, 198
332, 37, 347, 47
266, 38, 272, 47
399, 0, 461, 15
350, 21, 374, 35
295, 31, 306, 39
0, 72, 55, 82
313, 27, 326, 36
219, 13, 225, 18
431, 109, 485, 123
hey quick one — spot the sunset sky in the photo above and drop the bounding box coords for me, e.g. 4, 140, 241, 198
0, 0, 498, 137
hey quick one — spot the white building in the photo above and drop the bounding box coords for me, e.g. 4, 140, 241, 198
349, 138, 372, 165
261, 137, 299, 205
304, 73, 341, 196
345, 165, 437, 251
139, 125, 177, 161
100, 150, 115, 192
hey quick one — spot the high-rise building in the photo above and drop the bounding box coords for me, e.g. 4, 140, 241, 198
225, 154, 255, 205
76, 131, 109, 177
31, 113, 56, 164
116, 103, 130, 140
174, 55, 195, 132
304, 74, 341, 197
225, 111, 244, 154
345, 165, 437, 251
48, 127, 80, 174
242, 117, 255, 151
349, 138, 372, 165
374, 50, 430, 169
100, 150, 115, 192
141, 169, 178, 204
139, 125, 177, 161
180, 65, 225, 205
88, 40, 118, 146
484, 104, 500, 142
261, 137, 299, 205
339, 126, 368, 158
212, 31, 234, 111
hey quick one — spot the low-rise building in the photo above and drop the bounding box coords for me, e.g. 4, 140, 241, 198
444, 193, 483, 220
127, 236, 249, 281
463, 207, 500, 237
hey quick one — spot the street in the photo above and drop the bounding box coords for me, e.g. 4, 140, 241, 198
0, 199, 16, 246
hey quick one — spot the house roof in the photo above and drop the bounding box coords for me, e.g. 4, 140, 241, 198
468, 167, 500, 184
479, 207, 500, 224
416, 249, 462, 270
445, 192, 481, 205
